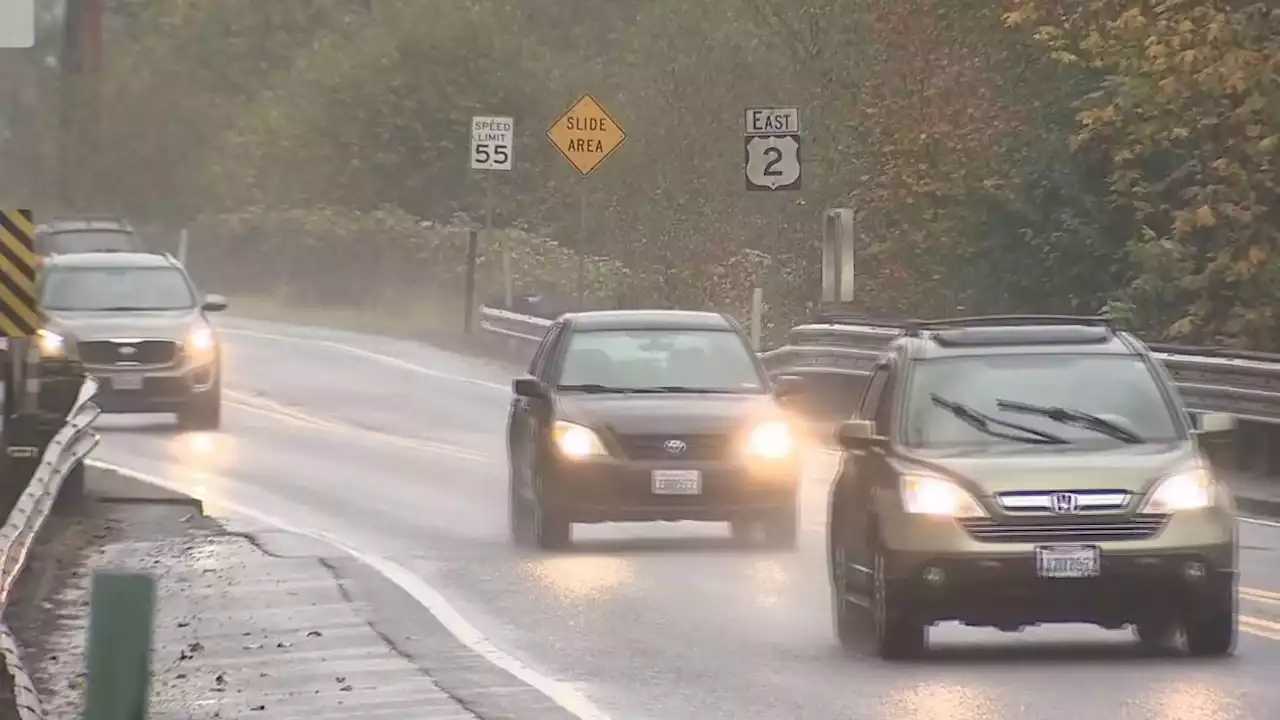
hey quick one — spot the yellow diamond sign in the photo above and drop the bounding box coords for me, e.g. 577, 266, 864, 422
546, 93, 626, 176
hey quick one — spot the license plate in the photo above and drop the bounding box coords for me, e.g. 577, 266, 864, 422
110, 374, 144, 391
1035, 544, 1100, 579
651, 470, 702, 495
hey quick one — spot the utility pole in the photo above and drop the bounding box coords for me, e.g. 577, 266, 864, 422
59, 0, 104, 208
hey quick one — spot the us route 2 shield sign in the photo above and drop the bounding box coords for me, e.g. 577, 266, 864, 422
744, 135, 801, 191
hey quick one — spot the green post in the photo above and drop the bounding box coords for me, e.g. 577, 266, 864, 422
83, 571, 155, 720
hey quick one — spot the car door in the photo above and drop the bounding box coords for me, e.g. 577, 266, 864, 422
847, 357, 901, 579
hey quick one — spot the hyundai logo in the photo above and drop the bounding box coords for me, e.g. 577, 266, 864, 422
663, 440, 688, 454
118, 346, 138, 356
1049, 492, 1080, 515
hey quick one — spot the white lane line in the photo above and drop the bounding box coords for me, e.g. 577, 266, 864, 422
87, 459, 612, 720
223, 327, 508, 391
1242, 516, 1280, 528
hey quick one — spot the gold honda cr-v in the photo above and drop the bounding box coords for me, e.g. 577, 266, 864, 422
827, 316, 1238, 660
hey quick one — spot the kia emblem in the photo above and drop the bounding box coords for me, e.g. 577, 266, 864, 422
663, 439, 687, 454
118, 346, 137, 356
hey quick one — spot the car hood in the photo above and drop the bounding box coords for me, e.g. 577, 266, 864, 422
45, 309, 200, 341
554, 393, 782, 435
903, 442, 1200, 496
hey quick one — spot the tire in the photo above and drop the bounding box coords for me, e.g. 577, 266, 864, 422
532, 472, 571, 550
871, 548, 927, 660
1132, 621, 1178, 650
760, 502, 798, 550
178, 376, 221, 430
1183, 585, 1237, 657
829, 518, 866, 651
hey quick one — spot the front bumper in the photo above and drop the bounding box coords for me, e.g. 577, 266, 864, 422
541, 454, 799, 523
879, 508, 1237, 627
91, 358, 218, 413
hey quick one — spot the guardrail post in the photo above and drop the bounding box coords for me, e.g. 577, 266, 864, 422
83, 570, 155, 720
463, 228, 478, 335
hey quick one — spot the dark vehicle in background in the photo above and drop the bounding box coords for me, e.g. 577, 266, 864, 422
35, 252, 226, 429
34, 216, 147, 258
827, 315, 1239, 660
506, 309, 805, 550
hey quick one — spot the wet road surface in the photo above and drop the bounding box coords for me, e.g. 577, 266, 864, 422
89, 316, 1280, 720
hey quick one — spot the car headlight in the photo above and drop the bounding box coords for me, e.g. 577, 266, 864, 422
746, 420, 792, 459
552, 420, 607, 458
1141, 468, 1215, 513
187, 327, 215, 353
36, 329, 65, 357
900, 474, 988, 518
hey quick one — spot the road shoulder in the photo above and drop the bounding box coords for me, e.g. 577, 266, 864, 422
6, 467, 548, 719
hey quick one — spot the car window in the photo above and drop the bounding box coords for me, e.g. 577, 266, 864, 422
39, 231, 141, 255
41, 266, 195, 311
556, 328, 764, 393
873, 365, 897, 433
902, 354, 1183, 448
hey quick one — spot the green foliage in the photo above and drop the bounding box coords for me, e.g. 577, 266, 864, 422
4, 0, 1276, 347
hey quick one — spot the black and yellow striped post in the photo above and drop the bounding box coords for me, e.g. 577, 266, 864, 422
0, 209, 40, 339
0, 208, 42, 507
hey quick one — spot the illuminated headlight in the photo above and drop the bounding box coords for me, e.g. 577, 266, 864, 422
187, 327, 215, 353
900, 474, 987, 518
36, 329, 65, 357
1141, 468, 1215, 513
746, 420, 792, 459
552, 420, 607, 458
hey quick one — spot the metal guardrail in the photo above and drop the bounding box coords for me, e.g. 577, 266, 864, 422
476, 306, 1280, 424
0, 375, 101, 720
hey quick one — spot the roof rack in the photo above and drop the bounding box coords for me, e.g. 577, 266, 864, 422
904, 314, 1113, 336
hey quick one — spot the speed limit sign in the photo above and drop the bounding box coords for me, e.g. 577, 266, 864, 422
471, 116, 514, 171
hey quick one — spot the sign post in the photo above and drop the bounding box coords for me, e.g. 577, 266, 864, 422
0, 208, 41, 450
743, 109, 800, 331
470, 116, 514, 307
545, 94, 627, 305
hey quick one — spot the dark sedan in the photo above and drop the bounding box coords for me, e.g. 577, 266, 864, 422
506, 310, 804, 550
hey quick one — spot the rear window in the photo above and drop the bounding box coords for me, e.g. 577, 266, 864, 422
38, 230, 143, 255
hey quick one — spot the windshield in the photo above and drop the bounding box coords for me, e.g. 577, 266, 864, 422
557, 328, 764, 393
39, 231, 141, 255
902, 354, 1183, 448
40, 267, 196, 311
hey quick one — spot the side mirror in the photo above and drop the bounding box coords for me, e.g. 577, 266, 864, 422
202, 293, 228, 312
772, 374, 805, 398
1195, 412, 1237, 435
836, 419, 883, 451
513, 377, 546, 398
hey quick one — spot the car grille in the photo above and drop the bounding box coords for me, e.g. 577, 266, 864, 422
615, 433, 733, 461
79, 339, 178, 366
959, 515, 1168, 543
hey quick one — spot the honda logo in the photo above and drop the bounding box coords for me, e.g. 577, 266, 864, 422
1049, 492, 1080, 515
663, 439, 687, 454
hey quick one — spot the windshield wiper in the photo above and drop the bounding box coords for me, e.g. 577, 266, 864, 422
557, 384, 664, 394
652, 386, 740, 394
995, 399, 1144, 444
930, 394, 1068, 445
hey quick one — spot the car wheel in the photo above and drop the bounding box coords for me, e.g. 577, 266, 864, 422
1132, 620, 1178, 650
532, 472, 571, 550
508, 465, 535, 546
1183, 584, 1237, 657
178, 377, 221, 430
760, 502, 798, 550
871, 547, 926, 660
829, 519, 866, 651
